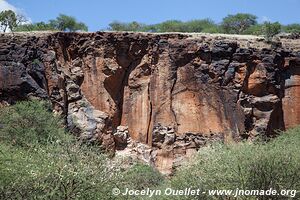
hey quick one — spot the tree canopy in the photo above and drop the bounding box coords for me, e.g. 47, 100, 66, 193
49, 14, 88, 32
2, 10, 299, 37
0, 10, 17, 32
221, 13, 257, 34
0, 10, 27, 32
3, 11, 88, 32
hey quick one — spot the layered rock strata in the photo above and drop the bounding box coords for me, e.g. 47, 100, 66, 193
1, 32, 300, 174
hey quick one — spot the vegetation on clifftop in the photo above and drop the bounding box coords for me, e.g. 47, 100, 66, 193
0, 11, 88, 32
107, 13, 299, 37
1, 10, 300, 38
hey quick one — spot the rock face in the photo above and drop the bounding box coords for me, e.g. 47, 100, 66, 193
1, 32, 300, 174
282, 56, 300, 128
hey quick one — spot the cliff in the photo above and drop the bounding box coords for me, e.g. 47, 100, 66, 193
1, 32, 300, 174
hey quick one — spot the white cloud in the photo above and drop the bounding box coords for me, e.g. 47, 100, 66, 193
0, 0, 17, 12
0, 0, 31, 32
261, 16, 272, 23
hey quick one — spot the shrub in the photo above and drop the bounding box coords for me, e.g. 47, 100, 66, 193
182, 19, 218, 33
0, 100, 70, 147
243, 24, 264, 35
0, 142, 164, 200
120, 163, 164, 190
108, 21, 147, 32
15, 22, 58, 32
0, 143, 114, 199
168, 128, 300, 199
154, 20, 185, 32
283, 23, 300, 33
0, 100, 164, 199
263, 22, 281, 41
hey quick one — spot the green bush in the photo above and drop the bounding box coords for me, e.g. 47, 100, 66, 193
243, 24, 264, 35
282, 23, 300, 33
167, 128, 300, 199
1, 100, 299, 200
15, 22, 58, 32
108, 21, 147, 32
0, 100, 70, 147
0, 100, 164, 199
263, 22, 281, 41
0, 142, 164, 200
108, 19, 220, 33
0, 143, 113, 199
120, 163, 164, 190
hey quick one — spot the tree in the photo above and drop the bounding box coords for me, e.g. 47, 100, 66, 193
0, 10, 17, 32
127, 21, 145, 31
263, 22, 281, 41
49, 14, 88, 32
0, 10, 28, 32
108, 21, 146, 32
108, 21, 127, 31
221, 13, 257, 34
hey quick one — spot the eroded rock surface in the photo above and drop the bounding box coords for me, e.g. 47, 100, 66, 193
1, 32, 300, 174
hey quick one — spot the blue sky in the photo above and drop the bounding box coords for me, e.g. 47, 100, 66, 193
1, 0, 300, 31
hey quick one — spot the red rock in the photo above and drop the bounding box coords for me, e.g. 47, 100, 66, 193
283, 57, 300, 128
1, 32, 300, 174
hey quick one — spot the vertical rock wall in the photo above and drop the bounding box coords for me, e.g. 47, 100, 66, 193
1, 32, 300, 174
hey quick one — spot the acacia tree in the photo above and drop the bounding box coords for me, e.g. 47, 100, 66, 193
0, 10, 17, 32
0, 10, 27, 32
49, 14, 88, 32
221, 13, 257, 34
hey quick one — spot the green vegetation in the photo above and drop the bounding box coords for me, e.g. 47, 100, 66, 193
221, 13, 257, 34
49, 14, 88, 32
1, 100, 299, 199
107, 13, 300, 41
0, 100, 68, 147
108, 21, 148, 32
0, 10, 17, 32
108, 19, 219, 33
283, 23, 300, 33
0, 100, 163, 199
2, 10, 300, 38
164, 128, 300, 199
0, 10, 26, 32
263, 22, 282, 41
16, 14, 88, 32
15, 22, 58, 32
0, 10, 89, 32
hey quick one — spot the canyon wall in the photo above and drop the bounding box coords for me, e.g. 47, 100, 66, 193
1, 32, 300, 174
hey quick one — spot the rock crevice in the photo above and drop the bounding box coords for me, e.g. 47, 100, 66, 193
1, 32, 300, 174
